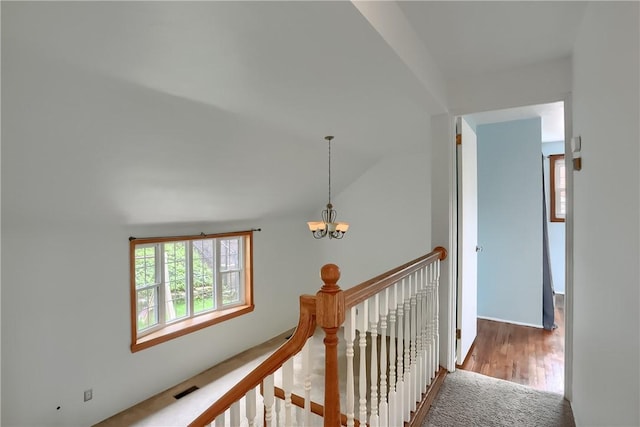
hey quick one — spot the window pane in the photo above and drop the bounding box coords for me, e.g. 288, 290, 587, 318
164, 242, 188, 322
555, 159, 566, 217
558, 189, 567, 219
192, 240, 215, 314
550, 155, 566, 222
220, 238, 240, 271
137, 287, 158, 331
222, 271, 241, 305
556, 161, 566, 188
135, 246, 156, 288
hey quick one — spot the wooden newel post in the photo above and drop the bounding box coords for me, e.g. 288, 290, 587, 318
434, 246, 448, 261
316, 264, 345, 427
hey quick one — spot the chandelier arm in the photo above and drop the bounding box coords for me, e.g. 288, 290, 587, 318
329, 230, 345, 239
313, 228, 328, 239
327, 207, 336, 224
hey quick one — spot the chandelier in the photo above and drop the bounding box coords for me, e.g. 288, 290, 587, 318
307, 136, 349, 239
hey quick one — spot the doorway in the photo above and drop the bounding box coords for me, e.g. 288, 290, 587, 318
454, 101, 568, 395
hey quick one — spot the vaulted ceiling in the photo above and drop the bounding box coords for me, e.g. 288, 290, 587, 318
399, 1, 586, 79
3, 1, 587, 224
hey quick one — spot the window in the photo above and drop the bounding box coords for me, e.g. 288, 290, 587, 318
130, 231, 254, 352
550, 154, 566, 222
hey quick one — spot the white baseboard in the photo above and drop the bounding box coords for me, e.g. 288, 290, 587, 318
477, 315, 543, 329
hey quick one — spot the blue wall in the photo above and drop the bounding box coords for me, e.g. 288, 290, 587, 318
542, 141, 566, 294
476, 118, 543, 327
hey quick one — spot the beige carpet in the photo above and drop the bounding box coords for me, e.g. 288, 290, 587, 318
95, 330, 292, 426
424, 370, 575, 427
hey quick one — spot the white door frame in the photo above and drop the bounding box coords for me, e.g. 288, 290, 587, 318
562, 93, 574, 401
431, 113, 458, 372
438, 94, 574, 400
456, 117, 479, 365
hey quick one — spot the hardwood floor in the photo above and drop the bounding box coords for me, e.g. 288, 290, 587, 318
460, 296, 565, 394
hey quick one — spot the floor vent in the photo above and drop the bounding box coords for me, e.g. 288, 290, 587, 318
174, 385, 199, 400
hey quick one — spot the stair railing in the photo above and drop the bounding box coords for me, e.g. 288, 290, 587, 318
189, 246, 447, 427
188, 295, 316, 426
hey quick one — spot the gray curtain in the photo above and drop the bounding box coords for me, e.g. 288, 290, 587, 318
542, 155, 556, 330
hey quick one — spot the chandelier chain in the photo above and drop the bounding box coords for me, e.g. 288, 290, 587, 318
328, 138, 331, 205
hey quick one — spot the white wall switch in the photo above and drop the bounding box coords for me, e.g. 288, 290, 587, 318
571, 136, 581, 153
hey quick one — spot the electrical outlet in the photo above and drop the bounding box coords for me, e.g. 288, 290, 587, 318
84, 389, 93, 402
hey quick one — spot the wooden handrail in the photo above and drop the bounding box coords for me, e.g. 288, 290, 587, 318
343, 246, 447, 309
188, 294, 317, 427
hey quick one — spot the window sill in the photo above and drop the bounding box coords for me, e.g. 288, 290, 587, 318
131, 304, 254, 353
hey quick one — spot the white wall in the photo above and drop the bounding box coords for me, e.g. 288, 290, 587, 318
318, 138, 432, 288
542, 141, 566, 294
476, 118, 543, 327
571, 3, 639, 425
1, 44, 323, 427
447, 56, 572, 116
0, 4, 3, 422
1, 216, 320, 426
1, 5, 441, 424
1, 33, 435, 423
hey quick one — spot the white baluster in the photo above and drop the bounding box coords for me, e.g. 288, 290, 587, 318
264, 375, 275, 427
388, 282, 398, 426
404, 275, 411, 421
421, 266, 429, 388
296, 406, 302, 427
283, 358, 294, 427
302, 336, 313, 427
435, 259, 441, 375
416, 268, 424, 398
369, 294, 380, 427
410, 271, 418, 412
357, 301, 369, 425
431, 262, 437, 378
396, 279, 405, 424
379, 288, 389, 426
214, 411, 225, 427
433, 263, 438, 377
345, 306, 357, 427
230, 401, 241, 427
246, 388, 257, 427
275, 396, 281, 427
426, 263, 433, 380
418, 269, 427, 394
429, 263, 438, 378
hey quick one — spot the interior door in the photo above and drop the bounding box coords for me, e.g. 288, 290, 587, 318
456, 116, 478, 365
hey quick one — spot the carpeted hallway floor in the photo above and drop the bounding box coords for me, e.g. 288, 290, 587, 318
424, 370, 575, 427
